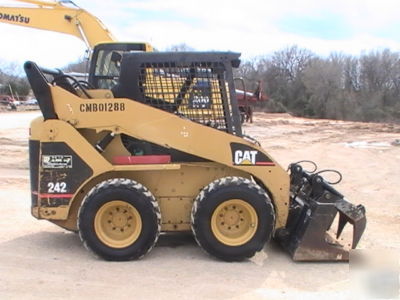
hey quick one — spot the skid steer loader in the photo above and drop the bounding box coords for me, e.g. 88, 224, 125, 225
26, 51, 366, 261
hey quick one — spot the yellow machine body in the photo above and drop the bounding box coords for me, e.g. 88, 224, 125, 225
29, 86, 290, 231
25, 51, 365, 262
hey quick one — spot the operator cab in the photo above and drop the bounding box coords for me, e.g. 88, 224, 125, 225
89, 42, 152, 89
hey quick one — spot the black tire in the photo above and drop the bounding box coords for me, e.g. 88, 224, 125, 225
191, 177, 275, 261
78, 178, 161, 261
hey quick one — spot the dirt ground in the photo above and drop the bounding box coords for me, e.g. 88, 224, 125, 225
0, 111, 399, 299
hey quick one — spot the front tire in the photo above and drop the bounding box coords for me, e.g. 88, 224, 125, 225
191, 177, 275, 261
78, 178, 161, 261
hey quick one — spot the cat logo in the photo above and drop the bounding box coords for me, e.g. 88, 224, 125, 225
231, 142, 275, 166
234, 150, 258, 165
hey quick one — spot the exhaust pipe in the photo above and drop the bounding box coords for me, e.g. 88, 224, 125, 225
275, 163, 366, 261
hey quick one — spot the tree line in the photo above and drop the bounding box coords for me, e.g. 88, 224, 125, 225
1, 45, 399, 123
235, 46, 400, 123
0, 61, 30, 98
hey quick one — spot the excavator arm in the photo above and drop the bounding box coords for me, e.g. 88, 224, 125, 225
0, 0, 116, 48
0, 0, 153, 88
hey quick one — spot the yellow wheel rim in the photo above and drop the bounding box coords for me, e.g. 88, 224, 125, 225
94, 200, 142, 248
211, 199, 258, 246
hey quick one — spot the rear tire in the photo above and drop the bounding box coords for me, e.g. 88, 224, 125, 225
78, 178, 161, 261
191, 177, 275, 261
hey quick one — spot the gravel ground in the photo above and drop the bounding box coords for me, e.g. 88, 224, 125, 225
0, 111, 399, 299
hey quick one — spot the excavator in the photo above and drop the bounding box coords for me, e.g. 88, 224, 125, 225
3, 0, 367, 262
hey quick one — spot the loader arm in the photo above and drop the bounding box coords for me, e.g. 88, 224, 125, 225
0, 0, 115, 48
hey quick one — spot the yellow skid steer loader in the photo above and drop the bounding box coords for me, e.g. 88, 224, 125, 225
25, 52, 366, 261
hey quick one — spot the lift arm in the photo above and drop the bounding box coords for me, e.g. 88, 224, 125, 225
0, 0, 116, 48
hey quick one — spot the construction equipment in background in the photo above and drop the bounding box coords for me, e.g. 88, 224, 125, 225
25, 51, 366, 262
0, 0, 152, 89
0, 95, 19, 109
0, 0, 115, 48
1, 0, 264, 118
234, 78, 267, 123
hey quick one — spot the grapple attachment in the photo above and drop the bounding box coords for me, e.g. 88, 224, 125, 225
276, 163, 366, 261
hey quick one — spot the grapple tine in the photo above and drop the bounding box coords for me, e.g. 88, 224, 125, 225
336, 200, 367, 248
337, 212, 348, 239
352, 213, 366, 249
275, 163, 367, 261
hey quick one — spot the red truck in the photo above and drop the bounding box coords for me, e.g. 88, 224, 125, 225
0, 95, 20, 109
235, 79, 267, 123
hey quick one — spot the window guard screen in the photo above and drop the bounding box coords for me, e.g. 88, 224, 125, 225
115, 52, 242, 136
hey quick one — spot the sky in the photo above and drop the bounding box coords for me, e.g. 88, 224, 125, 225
1, 0, 400, 71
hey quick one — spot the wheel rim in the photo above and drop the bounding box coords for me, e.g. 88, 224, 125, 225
94, 200, 142, 248
211, 199, 258, 246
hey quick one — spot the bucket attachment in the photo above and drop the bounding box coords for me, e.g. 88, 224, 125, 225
275, 163, 366, 261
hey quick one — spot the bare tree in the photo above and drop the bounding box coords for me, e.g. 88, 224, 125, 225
236, 46, 400, 122
0, 60, 30, 97
63, 58, 89, 73
165, 43, 195, 52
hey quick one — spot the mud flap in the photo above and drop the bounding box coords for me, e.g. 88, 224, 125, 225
275, 163, 366, 261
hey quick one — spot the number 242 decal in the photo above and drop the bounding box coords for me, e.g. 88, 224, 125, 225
47, 182, 67, 193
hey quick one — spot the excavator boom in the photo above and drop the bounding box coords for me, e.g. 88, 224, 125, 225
0, 0, 115, 48
0, 0, 152, 89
